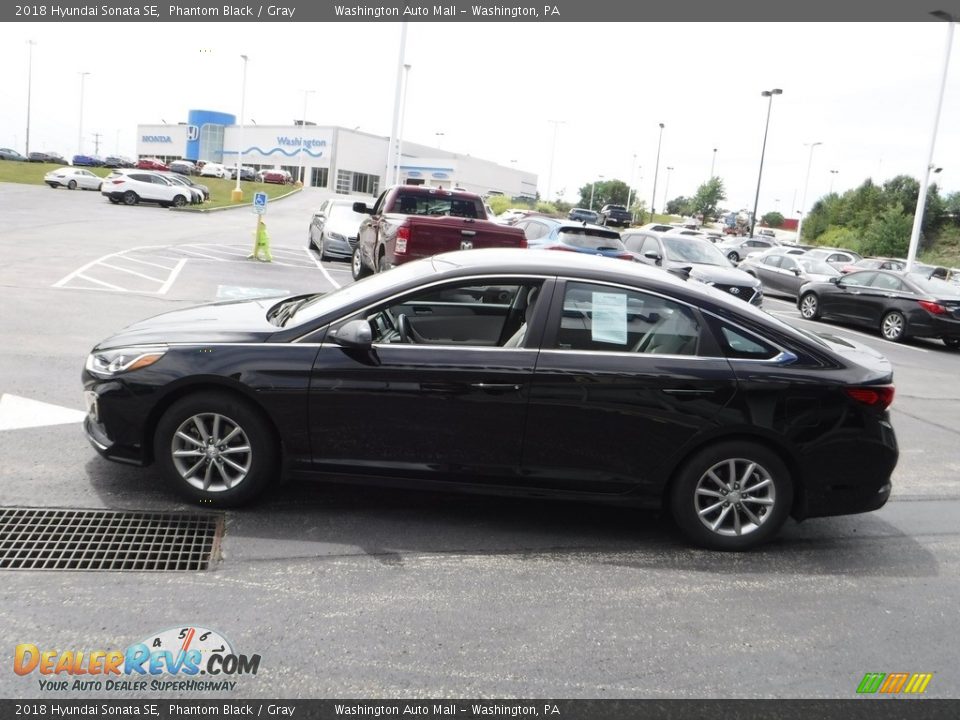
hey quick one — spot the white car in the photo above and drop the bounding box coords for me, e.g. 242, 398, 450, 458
200, 162, 228, 178
44, 167, 103, 191
100, 169, 194, 207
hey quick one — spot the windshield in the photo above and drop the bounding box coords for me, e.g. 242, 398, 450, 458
796, 259, 839, 275
329, 203, 368, 224
662, 236, 729, 266
286, 258, 440, 326
556, 229, 625, 251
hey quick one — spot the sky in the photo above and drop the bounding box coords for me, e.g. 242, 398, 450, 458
2, 21, 960, 216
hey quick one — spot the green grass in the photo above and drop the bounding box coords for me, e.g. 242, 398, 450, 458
920, 228, 960, 269
0, 160, 298, 210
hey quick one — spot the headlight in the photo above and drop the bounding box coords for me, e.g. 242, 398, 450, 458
85, 346, 168, 376
328, 232, 346, 242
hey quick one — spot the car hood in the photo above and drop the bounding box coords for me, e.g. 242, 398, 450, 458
94, 297, 285, 349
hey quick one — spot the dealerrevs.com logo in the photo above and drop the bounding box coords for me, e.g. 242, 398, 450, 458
857, 672, 933, 695
15, 626, 261, 692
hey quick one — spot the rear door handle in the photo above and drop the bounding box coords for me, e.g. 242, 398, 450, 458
470, 383, 522, 392
662, 388, 715, 397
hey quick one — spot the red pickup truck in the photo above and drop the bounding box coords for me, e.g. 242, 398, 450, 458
350, 186, 525, 279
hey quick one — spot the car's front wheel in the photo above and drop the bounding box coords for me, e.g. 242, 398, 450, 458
799, 292, 820, 320
172, 194, 187, 208
351, 247, 371, 280
670, 441, 793, 551
154, 392, 278, 507
880, 310, 907, 342
943, 337, 960, 350
727, 251, 740, 263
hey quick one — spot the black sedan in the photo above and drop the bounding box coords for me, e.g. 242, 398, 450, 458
82, 250, 898, 550
798, 269, 960, 347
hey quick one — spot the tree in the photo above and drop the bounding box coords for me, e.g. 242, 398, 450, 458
688, 177, 726, 221
761, 211, 784, 228
666, 196, 690, 216
577, 178, 630, 209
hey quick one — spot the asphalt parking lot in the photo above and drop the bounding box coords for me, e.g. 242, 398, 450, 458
0, 182, 958, 699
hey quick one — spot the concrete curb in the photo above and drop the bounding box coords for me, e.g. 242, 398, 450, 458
173, 186, 303, 213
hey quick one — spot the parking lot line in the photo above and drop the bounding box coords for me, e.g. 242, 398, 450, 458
158, 259, 187, 295
97, 261, 166, 284
304, 247, 342, 290
121, 255, 180, 271
74, 273, 126, 291
52, 244, 170, 289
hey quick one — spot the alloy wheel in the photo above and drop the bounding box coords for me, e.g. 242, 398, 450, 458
171, 413, 252, 493
693, 458, 777, 538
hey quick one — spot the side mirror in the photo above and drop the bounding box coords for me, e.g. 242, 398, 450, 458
352, 201, 372, 214
830, 277, 841, 285
331, 319, 373, 349
792, 267, 802, 276
643, 250, 662, 265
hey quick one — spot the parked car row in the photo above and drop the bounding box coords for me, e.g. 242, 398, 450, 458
100, 169, 205, 207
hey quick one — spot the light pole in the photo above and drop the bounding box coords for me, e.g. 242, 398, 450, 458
750, 88, 783, 236
626, 154, 639, 215
907, 12, 956, 272
296, 89, 315, 186
829, 169, 839, 193
663, 166, 674, 215
25, 40, 36, 157
795, 141, 823, 244
710, 147, 717, 179
385, 22, 408, 190
77, 72, 90, 156
395, 63, 411, 186
589, 175, 604, 211
649, 122, 664, 222
546, 119, 565, 202
232, 54, 248, 202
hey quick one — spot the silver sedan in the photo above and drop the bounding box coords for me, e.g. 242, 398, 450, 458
44, 167, 103, 191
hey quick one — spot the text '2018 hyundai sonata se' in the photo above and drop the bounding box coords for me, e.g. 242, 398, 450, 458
82, 249, 898, 550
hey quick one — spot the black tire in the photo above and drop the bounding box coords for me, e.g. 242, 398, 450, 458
319, 233, 331, 262
351, 247, 371, 280
880, 310, 907, 342
727, 251, 740, 263
943, 337, 960, 350
122, 191, 138, 206
376, 248, 392, 273
108, 197, 120, 204
799, 292, 820, 320
154, 391, 278, 507
670, 440, 793, 551
172, 194, 187, 208
67, 180, 77, 190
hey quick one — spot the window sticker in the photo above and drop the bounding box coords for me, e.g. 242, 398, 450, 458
591, 292, 628, 345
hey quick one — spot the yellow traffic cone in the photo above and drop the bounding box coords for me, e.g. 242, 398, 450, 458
248, 217, 272, 262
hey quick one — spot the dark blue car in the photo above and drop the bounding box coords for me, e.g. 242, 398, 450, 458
72, 154, 103, 167
512, 215, 634, 262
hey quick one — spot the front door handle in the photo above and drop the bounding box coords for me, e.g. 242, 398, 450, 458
470, 383, 522, 392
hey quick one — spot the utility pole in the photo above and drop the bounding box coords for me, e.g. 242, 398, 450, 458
92, 133, 103, 156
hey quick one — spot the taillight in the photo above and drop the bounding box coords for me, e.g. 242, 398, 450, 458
518, 236, 527, 249
845, 385, 895, 410
617, 252, 635, 261
918, 300, 947, 315
111, 180, 124, 184
544, 245, 579, 252
395, 226, 409, 254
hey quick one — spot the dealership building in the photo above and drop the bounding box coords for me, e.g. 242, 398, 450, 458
137, 109, 538, 199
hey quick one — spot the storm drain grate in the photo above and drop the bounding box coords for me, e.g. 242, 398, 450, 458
0, 508, 223, 571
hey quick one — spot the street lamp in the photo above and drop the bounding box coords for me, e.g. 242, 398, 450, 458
385, 22, 408, 189
663, 166, 674, 215
589, 175, 604, 211
829, 169, 839, 193
395, 63, 411, 186
232, 54, 249, 202
25, 40, 36, 157
649, 122, 665, 223
296, 89, 315, 186
626, 155, 639, 215
710, 147, 718, 179
907, 12, 957, 272
795, 141, 823, 244
749, 88, 783, 236
77, 72, 90, 156
546, 119, 565, 202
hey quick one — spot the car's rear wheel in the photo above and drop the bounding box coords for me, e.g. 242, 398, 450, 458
351, 248, 371, 280
670, 441, 793, 551
172, 194, 187, 208
799, 292, 820, 320
122, 191, 138, 206
727, 251, 740, 263
67, 180, 77, 190
154, 392, 277, 507
880, 310, 907, 342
